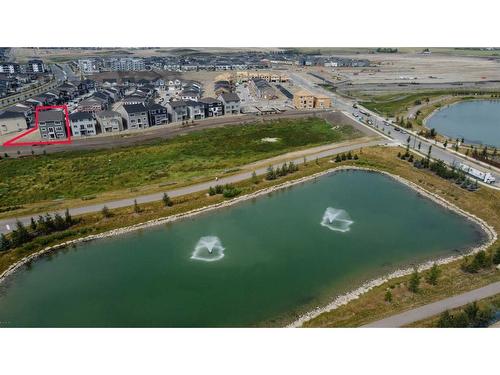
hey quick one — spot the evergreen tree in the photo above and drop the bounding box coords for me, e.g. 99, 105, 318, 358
162, 193, 173, 207
408, 268, 421, 293
30, 217, 37, 232
11, 220, 31, 247
133, 199, 141, 213
101, 206, 112, 218
251, 171, 259, 184
0, 233, 11, 252
266, 165, 276, 180
53, 213, 67, 231
64, 208, 73, 226
493, 247, 500, 265
426, 263, 441, 286
384, 289, 393, 303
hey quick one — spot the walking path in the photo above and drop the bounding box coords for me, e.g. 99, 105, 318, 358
363, 281, 500, 327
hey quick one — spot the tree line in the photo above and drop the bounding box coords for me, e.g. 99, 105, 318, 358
0, 209, 76, 252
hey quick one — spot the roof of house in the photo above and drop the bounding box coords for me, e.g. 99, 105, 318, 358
184, 100, 203, 107
293, 89, 314, 97
70, 112, 94, 122
38, 110, 65, 123
169, 100, 188, 109
147, 103, 167, 112
123, 104, 147, 114
199, 97, 221, 105
79, 97, 104, 106
95, 110, 121, 119
0, 111, 25, 120
219, 92, 240, 102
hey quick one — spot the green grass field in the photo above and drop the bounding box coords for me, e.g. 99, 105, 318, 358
0, 118, 361, 207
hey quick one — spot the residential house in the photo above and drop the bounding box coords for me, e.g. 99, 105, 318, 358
185, 100, 205, 120
166, 100, 189, 122
77, 97, 107, 113
249, 78, 277, 100
38, 109, 67, 140
199, 97, 224, 117
218, 92, 240, 115
118, 104, 150, 130
95, 110, 123, 133
147, 103, 168, 125
69, 112, 98, 137
0, 111, 28, 135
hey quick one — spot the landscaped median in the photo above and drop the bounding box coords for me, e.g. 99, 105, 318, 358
0, 146, 499, 327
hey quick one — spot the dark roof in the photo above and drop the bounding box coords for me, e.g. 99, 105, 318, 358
0, 111, 24, 120
95, 110, 121, 119
169, 100, 187, 109
199, 97, 222, 105
147, 103, 166, 111
123, 104, 147, 114
219, 92, 240, 102
38, 110, 65, 123
70, 112, 94, 121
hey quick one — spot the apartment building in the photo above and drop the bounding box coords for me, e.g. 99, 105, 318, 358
293, 90, 331, 109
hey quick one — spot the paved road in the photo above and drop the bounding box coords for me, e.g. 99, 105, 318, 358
289, 72, 500, 189
363, 281, 500, 327
0, 136, 385, 234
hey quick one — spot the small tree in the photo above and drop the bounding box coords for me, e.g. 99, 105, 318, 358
335, 154, 342, 163
64, 208, 73, 226
30, 217, 37, 232
54, 213, 67, 231
493, 247, 500, 265
0, 233, 11, 252
384, 289, 393, 303
251, 171, 259, 184
408, 268, 421, 293
162, 193, 173, 207
266, 165, 276, 180
101, 205, 112, 218
426, 263, 441, 286
133, 199, 141, 213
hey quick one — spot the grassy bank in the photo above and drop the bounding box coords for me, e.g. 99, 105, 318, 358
0, 117, 361, 209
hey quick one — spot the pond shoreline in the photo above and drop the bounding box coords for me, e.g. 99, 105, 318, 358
0, 166, 496, 328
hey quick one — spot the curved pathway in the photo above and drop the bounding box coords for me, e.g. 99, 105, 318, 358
363, 281, 500, 327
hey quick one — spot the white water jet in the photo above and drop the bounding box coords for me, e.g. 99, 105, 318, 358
320, 207, 354, 233
191, 236, 225, 262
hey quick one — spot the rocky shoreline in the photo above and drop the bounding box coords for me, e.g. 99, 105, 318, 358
0, 166, 497, 328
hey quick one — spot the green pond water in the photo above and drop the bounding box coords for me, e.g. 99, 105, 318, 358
426, 100, 500, 147
0, 171, 485, 327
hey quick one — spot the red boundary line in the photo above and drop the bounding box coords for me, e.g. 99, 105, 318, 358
3, 105, 72, 147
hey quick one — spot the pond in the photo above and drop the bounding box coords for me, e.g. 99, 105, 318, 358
426, 100, 500, 147
0, 171, 486, 327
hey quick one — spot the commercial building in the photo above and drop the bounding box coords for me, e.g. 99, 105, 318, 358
69, 112, 98, 137
38, 109, 67, 140
95, 110, 123, 133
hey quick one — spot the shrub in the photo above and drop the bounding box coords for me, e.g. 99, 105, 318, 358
426, 263, 441, 286
492, 248, 500, 265
101, 205, 112, 218
162, 193, 173, 207
384, 289, 393, 303
408, 268, 421, 293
